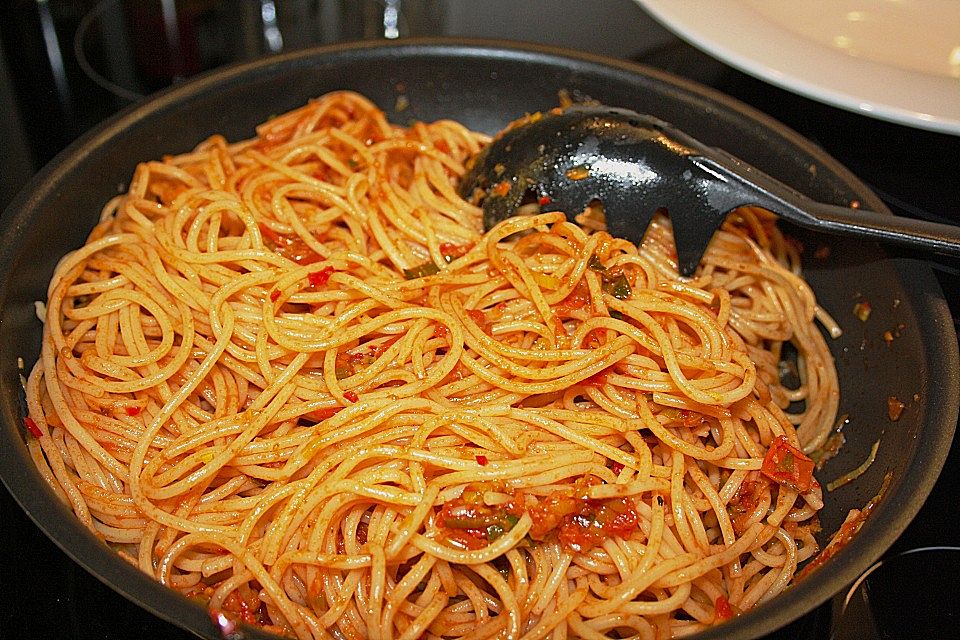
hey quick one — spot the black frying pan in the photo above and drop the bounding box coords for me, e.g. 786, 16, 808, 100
0, 39, 956, 640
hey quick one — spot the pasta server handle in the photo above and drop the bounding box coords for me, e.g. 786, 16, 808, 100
696, 148, 960, 271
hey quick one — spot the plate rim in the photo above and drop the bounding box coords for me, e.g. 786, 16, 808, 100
636, 0, 960, 135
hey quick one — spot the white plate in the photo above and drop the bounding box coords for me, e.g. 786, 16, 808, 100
636, 0, 960, 135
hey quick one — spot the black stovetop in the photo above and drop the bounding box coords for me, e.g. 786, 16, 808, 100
1, 3, 957, 639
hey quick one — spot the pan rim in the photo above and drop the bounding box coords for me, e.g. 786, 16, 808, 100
1, 37, 956, 640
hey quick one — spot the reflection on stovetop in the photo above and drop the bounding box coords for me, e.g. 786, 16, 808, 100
1, 2, 957, 639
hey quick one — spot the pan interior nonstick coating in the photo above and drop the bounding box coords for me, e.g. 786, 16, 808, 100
0, 39, 956, 640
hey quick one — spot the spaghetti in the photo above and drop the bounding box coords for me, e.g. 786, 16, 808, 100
25, 91, 840, 639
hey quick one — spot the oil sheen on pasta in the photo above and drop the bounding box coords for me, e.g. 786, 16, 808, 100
25, 91, 840, 639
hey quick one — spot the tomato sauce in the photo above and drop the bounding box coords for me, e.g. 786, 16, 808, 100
438, 476, 641, 554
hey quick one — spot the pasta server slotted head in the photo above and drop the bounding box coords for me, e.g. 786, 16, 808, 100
459, 105, 960, 276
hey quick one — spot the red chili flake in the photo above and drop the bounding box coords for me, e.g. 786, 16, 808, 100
125, 406, 141, 417
475, 455, 489, 466
714, 595, 735, 621
343, 390, 359, 403
853, 301, 872, 322
887, 396, 905, 421
269, 289, 281, 302
308, 266, 335, 288
23, 416, 42, 438
538, 195, 552, 206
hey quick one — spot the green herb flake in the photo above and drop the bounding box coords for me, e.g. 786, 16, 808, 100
486, 524, 505, 541
603, 274, 632, 300
588, 255, 607, 272
403, 261, 441, 280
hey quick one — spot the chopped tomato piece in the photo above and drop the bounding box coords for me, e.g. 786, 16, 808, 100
343, 390, 359, 403
444, 528, 489, 550
125, 406, 141, 417
528, 491, 579, 539
438, 483, 522, 549
308, 266, 335, 288
604, 507, 639, 537
761, 435, 815, 493
259, 223, 322, 265
529, 475, 639, 553
475, 455, 488, 466
727, 473, 769, 534
439, 242, 470, 262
